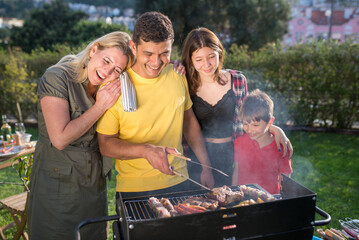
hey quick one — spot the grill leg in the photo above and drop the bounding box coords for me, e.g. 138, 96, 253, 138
112, 221, 124, 240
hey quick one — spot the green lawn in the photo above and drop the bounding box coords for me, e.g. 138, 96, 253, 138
0, 130, 358, 239
288, 131, 359, 231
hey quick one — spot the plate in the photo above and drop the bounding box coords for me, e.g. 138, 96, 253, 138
0, 146, 22, 157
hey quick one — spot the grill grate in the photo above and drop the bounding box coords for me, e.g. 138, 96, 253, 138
123, 194, 205, 222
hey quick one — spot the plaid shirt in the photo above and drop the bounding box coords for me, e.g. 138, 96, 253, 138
227, 69, 248, 139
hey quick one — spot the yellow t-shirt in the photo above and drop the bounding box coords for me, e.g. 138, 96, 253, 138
96, 65, 192, 192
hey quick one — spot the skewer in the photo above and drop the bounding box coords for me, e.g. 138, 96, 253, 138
170, 167, 211, 191
169, 153, 229, 177
169, 153, 191, 161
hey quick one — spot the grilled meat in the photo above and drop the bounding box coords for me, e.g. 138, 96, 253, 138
148, 197, 171, 218
160, 198, 179, 217
178, 204, 207, 214
239, 185, 275, 202
182, 196, 219, 210
174, 205, 191, 215
206, 185, 244, 206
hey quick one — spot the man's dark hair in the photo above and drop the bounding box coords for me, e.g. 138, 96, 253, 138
132, 11, 174, 45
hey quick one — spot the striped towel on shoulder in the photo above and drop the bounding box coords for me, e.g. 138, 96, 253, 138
120, 70, 137, 112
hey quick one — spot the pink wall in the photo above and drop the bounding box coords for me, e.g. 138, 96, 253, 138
284, 15, 359, 45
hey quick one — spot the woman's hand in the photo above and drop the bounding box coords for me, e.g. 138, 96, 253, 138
269, 125, 293, 158
170, 59, 186, 76
95, 79, 122, 112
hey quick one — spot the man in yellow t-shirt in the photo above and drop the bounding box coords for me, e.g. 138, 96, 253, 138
96, 12, 214, 198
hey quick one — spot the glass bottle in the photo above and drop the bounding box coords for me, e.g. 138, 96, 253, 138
1, 115, 12, 142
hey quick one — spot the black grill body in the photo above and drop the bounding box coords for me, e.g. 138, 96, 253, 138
113, 176, 330, 240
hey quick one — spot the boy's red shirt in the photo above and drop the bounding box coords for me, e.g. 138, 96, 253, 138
234, 134, 292, 194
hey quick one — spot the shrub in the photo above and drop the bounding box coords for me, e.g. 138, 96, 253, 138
225, 39, 359, 128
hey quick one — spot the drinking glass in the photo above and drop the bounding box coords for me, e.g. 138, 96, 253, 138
15, 122, 26, 134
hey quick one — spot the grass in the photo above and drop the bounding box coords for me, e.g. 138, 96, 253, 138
1, 130, 358, 239
287, 131, 359, 232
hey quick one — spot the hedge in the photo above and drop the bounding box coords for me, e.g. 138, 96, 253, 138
0, 39, 358, 128
225, 39, 359, 129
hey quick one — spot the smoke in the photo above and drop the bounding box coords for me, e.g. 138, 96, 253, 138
244, 69, 292, 126
290, 155, 320, 191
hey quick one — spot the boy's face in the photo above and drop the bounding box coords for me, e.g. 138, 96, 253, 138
242, 118, 274, 142
130, 39, 172, 79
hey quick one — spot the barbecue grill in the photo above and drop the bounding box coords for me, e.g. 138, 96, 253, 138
75, 175, 331, 240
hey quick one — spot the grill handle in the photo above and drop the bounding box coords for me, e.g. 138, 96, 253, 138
74, 214, 120, 240
313, 206, 331, 226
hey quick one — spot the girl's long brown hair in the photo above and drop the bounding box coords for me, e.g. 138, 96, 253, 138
181, 27, 225, 95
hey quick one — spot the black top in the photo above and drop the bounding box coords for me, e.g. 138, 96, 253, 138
191, 77, 235, 138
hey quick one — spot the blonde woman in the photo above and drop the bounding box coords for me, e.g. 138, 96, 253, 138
28, 31, 134, 240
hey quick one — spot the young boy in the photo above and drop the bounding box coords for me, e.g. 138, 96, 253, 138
232, 89, 292, 194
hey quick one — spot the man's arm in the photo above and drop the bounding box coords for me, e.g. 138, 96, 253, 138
97, 133, 175, 175
183, 108, 215, 189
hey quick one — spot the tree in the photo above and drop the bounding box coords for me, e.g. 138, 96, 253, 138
10, 0, 87, 53
0, 27, 10, 44
0, 0, 34, 18
1, 54, 37, 122
134, 0, 231, 45
134, 0, 290, 50
227, 0, 290, 50
68, 19, 130, 47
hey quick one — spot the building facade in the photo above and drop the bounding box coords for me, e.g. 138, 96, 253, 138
284, 7, 359, 45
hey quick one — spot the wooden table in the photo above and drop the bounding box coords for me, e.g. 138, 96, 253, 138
0, 147, 35, 170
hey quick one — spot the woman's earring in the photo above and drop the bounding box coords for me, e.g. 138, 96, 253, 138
83, 57, 90, 69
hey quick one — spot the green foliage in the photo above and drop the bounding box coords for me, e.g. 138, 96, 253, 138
135, 0, 289, 49
24, 45, 74, 79
227, 0, 290, 50
66, 0, 134, 9
13, 153, 33, 191
68, 19, 130, 47
8, 0, 131, 53
0, 0, 34, 18
1, 53, 37, 122
134, 0, 290, 50
0, 45, 71, 119
0, 27, 10, 44
225, 39, 359, 128
135, 0, 207, 44
10, 0, 88, 53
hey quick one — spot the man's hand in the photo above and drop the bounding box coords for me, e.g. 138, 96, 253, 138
143, 145, 178, 175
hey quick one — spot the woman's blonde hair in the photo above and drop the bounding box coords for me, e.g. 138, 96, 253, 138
181, 27, 225, 95
53, 31, 134, 83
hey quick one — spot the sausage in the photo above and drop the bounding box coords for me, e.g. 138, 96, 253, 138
174, 205, 191, 215
178, 204, 206, 214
